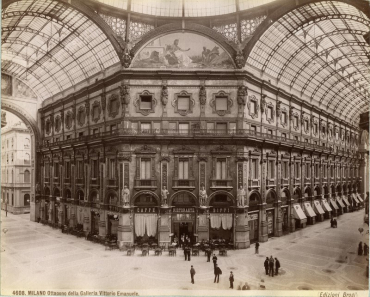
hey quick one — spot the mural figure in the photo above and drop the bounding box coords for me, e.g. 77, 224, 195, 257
165, 39, 191, 67
199, 185, 208, 207
122, 185, 130, 206
237, 185, 246, 207
161, 186, 170, 206
133, 33, 234, 69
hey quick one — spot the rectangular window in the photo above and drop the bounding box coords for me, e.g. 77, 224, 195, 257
323, 165, 326, 178
305, 139, 309, 143
282, 161, 288, 179
331, 165, 334, 178
66, 135, 71, 140
314, 123, 318, 134
268, 160, 275, 179
93, 128, 99, 135
306, 163, 310, 178
268, 129, 273, 135
304, 120, 309, 131
216, 123, 227, 133
93, 106, 99, 119
110, 124, 117, 131
295, 163, 300, 178
65, 161, 70, 179
267, 106, 273, 119
251, 159, 258, 179
109, 159, 115, 179
178, 97, 190, 110
54, 163, 59, 178
216, 158, 227, 179
281, 112, 287, 124
215, 97, 227, 111
79, 132, 84, 138
140, 158, 151, 180
207, 122, 214, 132
294, 116, 298, 127
251, 125, 257, 133
77, 160, 83, 178
179, 123, 189, 134
140, 95, 152, 110
45, 163, 50, 178
55, 137, 59, 142
92, 160, 98, 178
141, 122, 151, 133
315, 164, 319, 178
282, 133, 286, 139
294, 136, 299, 141
250, 101, 257, 114
178, 159, 189, 179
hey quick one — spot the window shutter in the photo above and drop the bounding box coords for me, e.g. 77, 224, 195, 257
216, 97, 227, 111
178, 97, 189, 110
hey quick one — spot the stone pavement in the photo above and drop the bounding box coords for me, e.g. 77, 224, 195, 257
1, 210, 368, 295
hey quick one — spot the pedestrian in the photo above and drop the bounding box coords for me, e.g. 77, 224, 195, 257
255, 242, 260, 254
229, 271, 234, 289
275, 257, 280, 276
264, 257, 269, 275
212, 254, 218, 268
214, 264, 222, 283
364, 243, 368, 256
206, 248, 211, 262
330, 217, 334, 228
334, 219, 338, 228
184, 246, 188, 261
190, 265, 195, 284
358, 242, 363, 256
187, 246, 191, 261
269, 256, 274, 277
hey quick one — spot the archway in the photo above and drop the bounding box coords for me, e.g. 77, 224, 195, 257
76, 189, 84, 201
248, 191, 262, 243
1, 100, 40, 220
133, 191, 160, 245
170, 191, 197, 245
292, 187, 301, 203
208, 191, 234, 242
89, 190, 99, 203
304, 187, 311, 199
280, 188, 290, 234
265, 189, 277, 237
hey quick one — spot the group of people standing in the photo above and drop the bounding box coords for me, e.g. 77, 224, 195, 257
264, 256, 281, 277
358, 241, 369, 256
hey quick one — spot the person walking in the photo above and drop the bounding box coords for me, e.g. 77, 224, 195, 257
214, 264, 222, 283
255, 242, 260, 254
275, 258, 280, 276
358, 242, 363, 256
187, 246, 191, 261
190, 265, 195, 284
212, 254, 218, 268
264, 257, 269, 275
269, 256, 274, 277
206, 248, 211, 262
184, 246, 188, 261
229, 271, 234, 289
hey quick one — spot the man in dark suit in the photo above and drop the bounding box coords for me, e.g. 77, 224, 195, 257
187, 246, 191, 261
206, 249, 211, 262
190, 265, 195, 284
264, 257, 269, 275
212, 254, 218, 268
275, 258, 280, 276
184, 246, 188, 261
214, 264, 222, 283
269, 256, 274, 277
229, 271, 234, 289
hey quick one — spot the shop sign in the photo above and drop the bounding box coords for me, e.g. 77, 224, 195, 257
135, 207, 157, 213
267, 211, 274, 235
173, 213, 194, 221
248, 213, 258, 220
173, 207, 194, 213
211, 207, 231, 213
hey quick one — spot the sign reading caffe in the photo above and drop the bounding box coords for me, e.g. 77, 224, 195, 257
135, 207, 157, 213
211, 208, 232, 213
172, 208, 195, 213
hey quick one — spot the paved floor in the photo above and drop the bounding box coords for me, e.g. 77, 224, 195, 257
1, 210, 369, 296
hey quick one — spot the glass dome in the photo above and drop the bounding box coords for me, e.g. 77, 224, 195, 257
96, 0, 276, 17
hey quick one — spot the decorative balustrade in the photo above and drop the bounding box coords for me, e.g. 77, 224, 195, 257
210, 179, 233, 188
134, 179, 157, 189
172, 179, 196, 189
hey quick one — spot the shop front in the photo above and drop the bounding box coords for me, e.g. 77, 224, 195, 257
171, 191, 198, 245
107, 213, 119, 240
209, 193, 234, 242
321, 198, 332, 219
329, 198, 339, 217
342, 195, 351, 211
91, 210, 100, 235
336, 195, 346, 214
134, 192, 159, 245
292, 188, 306, 229
248, 192, 260, 243
265, 190, 277, 237
280, 189, 289, 234
303, 201, 316, 225
313, 199, 325, 221
351, 193, 360, 210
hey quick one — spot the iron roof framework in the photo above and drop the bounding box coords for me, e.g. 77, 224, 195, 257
246, 1, 370, 122
1, 0, 121, 99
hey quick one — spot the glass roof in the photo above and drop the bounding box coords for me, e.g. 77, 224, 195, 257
96, 0, 276, 17
247, 1, 370, 122
1, 0, 120, 100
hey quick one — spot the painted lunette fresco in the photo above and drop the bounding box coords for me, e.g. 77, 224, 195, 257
132, 32, 235, 69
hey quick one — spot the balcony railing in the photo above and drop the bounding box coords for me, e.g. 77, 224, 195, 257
210, 179, 233, 188
248, 179, 260, 188
90, 178, 98, 185
40, 128, 336, 152
76, 178, 84, 185
64, 178, 71, 184
107, 179, 117, 186
134, 179, 157, 189
281, 178, 289, 185
172, 179, 195, 189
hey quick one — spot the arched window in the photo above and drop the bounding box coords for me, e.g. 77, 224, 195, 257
24, 153, 30, 164
24, 194, 30, 206
24, 170, 30, 183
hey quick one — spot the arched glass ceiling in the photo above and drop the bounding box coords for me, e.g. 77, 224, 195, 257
96, 0, 276, 17
1, 0, 120, 100
247, 1, 370, 122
